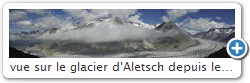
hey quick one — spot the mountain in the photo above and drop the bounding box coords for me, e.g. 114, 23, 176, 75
9, 21, 198, 57
44, 28, 58, 34
155, 21, 194, 44
155, 21, 177, 31
114, 17, 124, 25
128, 21, 156, 29
193, 27, 235, 43
10, 17, 158, 40
9, 47, 39, 58
79, 17, 157, 29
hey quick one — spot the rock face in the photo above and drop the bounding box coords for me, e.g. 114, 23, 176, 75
9, 21, 198, 57
9, 47, 39, 58
155, 22, 192, 42
114, 17, 124, 25
193, 27, 235, 43
154, 21, 197, 50
156, 21, 178, 31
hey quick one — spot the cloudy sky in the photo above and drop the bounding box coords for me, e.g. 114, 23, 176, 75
9, 9, 235, 34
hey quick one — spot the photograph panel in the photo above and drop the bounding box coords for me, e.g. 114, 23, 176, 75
9, 9, 235, 58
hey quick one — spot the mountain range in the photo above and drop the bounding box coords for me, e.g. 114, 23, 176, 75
193, 27, 235, 43
9, 17, 234, 58
10, 17, 159, 40
10, 17, 198, 57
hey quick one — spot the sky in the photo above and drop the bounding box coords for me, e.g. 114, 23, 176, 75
9, 9, 235, 34
138, 9, 234, 25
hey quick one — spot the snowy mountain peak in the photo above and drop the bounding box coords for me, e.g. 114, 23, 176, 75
128, 21, 156, 29
209, 27, 235, 34
193, 27, 235, 43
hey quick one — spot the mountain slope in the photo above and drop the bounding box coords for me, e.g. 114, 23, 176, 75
153, 21, 197, 50
9, 47, 39, 58
10, 21, 198, 57
193, 27, 235, 43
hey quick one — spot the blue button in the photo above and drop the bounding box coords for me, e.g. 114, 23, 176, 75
227, 38, 248, 59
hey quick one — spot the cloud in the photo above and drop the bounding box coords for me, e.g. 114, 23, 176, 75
127, 14, 142, 23
16, 20, 32, 26
63, 9, 137, 24
9, 10, 27, 21
12, 11, 76, 32
183, 29, 199, 35
62, 9, 89, 20
10, 34, 21, 40
162, 9, 199, 22
10, 9, 142, 35
62, 9, 107, 26
106, 9, 137, 18
25, 9, 50, 15
177, 17, 233, 34
168, 9, 199, 20
15, 20, 34, 28
162, 16, 170, 23
9, 9, 182, 42
34, 15, 76, 31
37, 21, 177, 42
214, 16, 222, 20
35, 15, 65, 28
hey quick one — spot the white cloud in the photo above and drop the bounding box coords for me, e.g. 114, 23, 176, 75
168, 9, 199, 20
10, 34, 21, 40
16, 20, 33, 28
62, 9, 88, 20
178, 17, 233, 33
37, 23, 176, 42
183, 29, 198, 35
214, 16, 222, 20
9, 10, 27, 21
33, 15, 76, 31
10, 9, 76, 31
16, 20, 32, 25
25, 9, 50, 15
162, 9, 199, 22
107, 9, 137, 18
162, 16, 170, 22
35, 15, 64, 28
127, 14, 142, 23
11, 9, 140, 32
63, 9, 137, 24
63, 9, 109, 25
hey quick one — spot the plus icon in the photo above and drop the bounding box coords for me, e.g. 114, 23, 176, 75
227, 38, 248, 59
232, 42, 243, 54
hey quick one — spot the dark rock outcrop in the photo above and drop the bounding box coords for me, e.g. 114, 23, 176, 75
9, 47, 39, 58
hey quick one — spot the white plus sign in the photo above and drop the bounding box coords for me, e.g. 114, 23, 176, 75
232, 42, 243, 54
